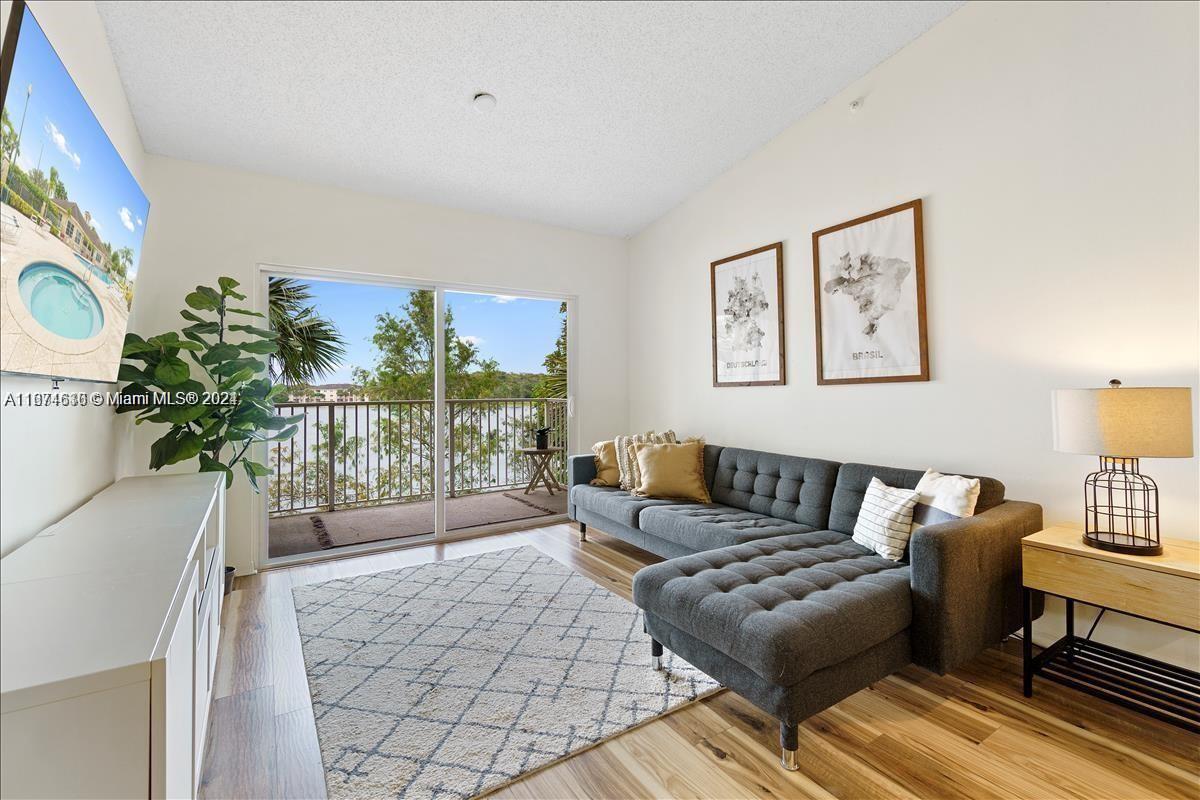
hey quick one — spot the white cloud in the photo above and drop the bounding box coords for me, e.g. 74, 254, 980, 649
136, 217, 144, 226
90, 218, 102, 232
119, 207, 135, 231
491, 295, 519, 304
457, 335, 485, 346
45, 120, 81, 169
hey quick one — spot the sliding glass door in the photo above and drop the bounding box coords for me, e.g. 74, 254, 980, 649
262, 273, 569, 564
266, 280, 436, 559
443, 291, 568, 531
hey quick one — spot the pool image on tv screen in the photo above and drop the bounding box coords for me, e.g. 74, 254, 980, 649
1, 4, 149, 383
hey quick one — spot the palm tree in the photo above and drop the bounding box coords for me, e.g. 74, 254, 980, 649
533, 302, 567, 399
109, 246, 133, 279
48, 166, 67, 200
268, 277, 347, 385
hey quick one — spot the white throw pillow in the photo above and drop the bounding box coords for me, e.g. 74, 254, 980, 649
852, 477, 920, 561
912, 469, 981, 531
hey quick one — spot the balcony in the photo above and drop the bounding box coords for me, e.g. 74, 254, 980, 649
267, 398, 568, 557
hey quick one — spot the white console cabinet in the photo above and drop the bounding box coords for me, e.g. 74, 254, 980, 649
1, 474, 225, 799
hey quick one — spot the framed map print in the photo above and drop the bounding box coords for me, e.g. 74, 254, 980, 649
812, 200, 928, 385
710, 242, 785, 387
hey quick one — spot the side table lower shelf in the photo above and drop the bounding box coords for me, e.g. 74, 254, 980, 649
1023, 590, 1200, 732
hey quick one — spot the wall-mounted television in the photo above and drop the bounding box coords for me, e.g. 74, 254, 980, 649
0, 0, 149, 383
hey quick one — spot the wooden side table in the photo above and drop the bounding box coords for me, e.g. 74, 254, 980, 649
1021, 525, 1200, 731
519, 447, 565, 495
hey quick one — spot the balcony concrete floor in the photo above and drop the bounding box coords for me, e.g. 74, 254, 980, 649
268, 487, 567, 558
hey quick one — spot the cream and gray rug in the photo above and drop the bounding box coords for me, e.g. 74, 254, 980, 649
292, 546, 719, 799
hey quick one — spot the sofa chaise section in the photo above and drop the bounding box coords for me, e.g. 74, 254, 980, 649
630, 459, 1042, 770
634, 532, 913, 770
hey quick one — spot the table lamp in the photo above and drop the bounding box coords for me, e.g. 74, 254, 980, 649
1051, 380, 1193, 555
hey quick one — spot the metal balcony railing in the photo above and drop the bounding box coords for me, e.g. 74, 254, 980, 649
267, 398, 568, 515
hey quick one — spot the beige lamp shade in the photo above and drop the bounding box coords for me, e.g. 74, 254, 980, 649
1052, 386, 1194, 458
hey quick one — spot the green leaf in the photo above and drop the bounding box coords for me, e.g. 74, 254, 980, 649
199, 453, 234, 489
180, 309, 206, 323
118, 363, 153, 384
157, 403, 210, 425
241, 459, 269, 492
172, 340, 204, 351
148, 431, 178, 470
200, 343, 241, 365
197, 286, 222, 305
183, 330, 210, 347
213, 357, 264, 377
259, 415, 293, 431
175, 379, 208, 397
115, 383, 153, 413
240, 378, 272, 398
218, 277, 240, 294
154, 356, 191, 386
164, 431, 205, 465
200, 417, 226, 438
227, 308, 264, 317
239, 339, 278, 355
266, 424, 299, 441
185, 291, 219, 311
242, 459, 271, 477
218, 369, 255, 391
146, 332, 180, 348
184, 321, 220, 335
122, 349, 158, 364
228, 323, 279, 340
122, 337, 158, 357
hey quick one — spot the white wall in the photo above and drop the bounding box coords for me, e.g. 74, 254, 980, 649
627, 1, 1199, 666
0, 0, 146, 556
122, 155, 629, 572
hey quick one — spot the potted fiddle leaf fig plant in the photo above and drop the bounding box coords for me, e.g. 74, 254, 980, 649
117, 276, 301, 490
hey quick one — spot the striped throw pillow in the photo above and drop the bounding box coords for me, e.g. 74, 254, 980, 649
852, 477, 919, 561
615, 430, 676, 490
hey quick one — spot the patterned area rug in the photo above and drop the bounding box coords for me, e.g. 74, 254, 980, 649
292, 546, 720, 799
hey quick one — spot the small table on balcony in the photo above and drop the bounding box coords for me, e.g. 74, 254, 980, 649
519, 447, 565, 496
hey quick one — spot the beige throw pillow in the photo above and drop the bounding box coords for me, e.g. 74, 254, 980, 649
630, 440, 711, 504
590, 440, 621, 487
615, 430, 676, 490
911, 469, 981, 530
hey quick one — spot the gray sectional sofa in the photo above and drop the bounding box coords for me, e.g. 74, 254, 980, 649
567, 444, 1043, 770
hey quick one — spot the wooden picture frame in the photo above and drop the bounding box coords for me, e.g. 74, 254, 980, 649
710, 242, 785, 387
811, 199, 928, 385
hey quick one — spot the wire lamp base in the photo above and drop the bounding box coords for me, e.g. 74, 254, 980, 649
1082, 456, 1162, 556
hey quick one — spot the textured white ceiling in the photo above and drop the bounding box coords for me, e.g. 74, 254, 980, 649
96, 1, 961, 236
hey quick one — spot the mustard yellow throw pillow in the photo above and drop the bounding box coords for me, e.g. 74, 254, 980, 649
630, 440, 711, 504
617, 430, 677, 490
590, 440, 621, 487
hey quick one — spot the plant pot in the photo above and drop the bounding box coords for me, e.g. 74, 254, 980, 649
224, 566, 235, 596
535, 429, 550, 450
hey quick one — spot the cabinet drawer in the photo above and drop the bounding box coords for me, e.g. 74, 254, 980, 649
1024, 545, 1200, 631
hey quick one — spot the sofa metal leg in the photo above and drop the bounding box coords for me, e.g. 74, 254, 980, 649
780, 722, 799, 771
651, 639, 663, 671
578, 521, 587, 542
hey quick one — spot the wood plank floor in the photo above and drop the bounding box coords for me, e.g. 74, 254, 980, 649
200, 523, 1200, 800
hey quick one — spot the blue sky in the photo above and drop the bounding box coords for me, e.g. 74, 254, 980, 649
4, 8, 149, 275
300, 279, 563, 384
